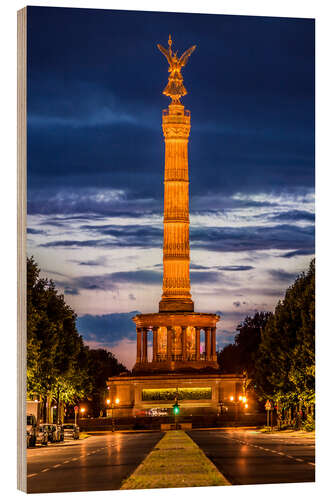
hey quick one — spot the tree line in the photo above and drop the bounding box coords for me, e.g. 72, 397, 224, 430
217, 259, 315, 430
27, 257, 127, 421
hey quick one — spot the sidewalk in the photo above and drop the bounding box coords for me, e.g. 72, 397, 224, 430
121, 430, 230, 490
256, 429, 315, 439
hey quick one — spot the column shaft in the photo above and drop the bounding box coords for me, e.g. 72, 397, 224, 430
152, 327, 158, 361
205, 328, 211, 361
167, 327, 172, 360
211, 327, 217, 360
195, 327, 201, 360
142, 328, 148, 363
181, 326, 187, 360
136, 328, 142, 363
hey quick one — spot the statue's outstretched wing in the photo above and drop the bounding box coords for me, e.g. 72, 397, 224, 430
179, 45, 196, 67
157, 44, 172, 65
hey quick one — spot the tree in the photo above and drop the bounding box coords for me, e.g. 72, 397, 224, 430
27, 257, 128, 421
86, 349, 127, 417
217, 312, 271, 378
27, 257, 91, 420
254, 259, 315, 427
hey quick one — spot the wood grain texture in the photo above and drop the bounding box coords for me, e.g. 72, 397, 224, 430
17, 6, 27, 493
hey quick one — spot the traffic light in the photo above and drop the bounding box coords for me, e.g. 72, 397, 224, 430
173, 402, 180, 415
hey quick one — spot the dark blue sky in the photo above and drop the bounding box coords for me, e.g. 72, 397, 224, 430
27, 7, 315, 367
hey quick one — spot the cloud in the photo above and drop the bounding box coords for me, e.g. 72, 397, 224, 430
38, 222, 314, 256
64, 286, 80, 296
191, 263, 254, 272
268, 269, 299, 282
190, 263, 210, 270
281, 248, 315, 258
27, 227, 47, 235
217, 265, 254, 271
191, 223, 314, 253
73, 256, 107, 267
56, 268, 229, 294
268, 210, 315, 223
77, 311, 140, 346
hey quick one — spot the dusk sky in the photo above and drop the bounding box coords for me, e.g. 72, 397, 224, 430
27, 6, 315, 369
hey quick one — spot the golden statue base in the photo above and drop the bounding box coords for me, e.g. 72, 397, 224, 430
159, 297, 194, 313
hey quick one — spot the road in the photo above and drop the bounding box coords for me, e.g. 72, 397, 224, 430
188, 428, 315, 485
27, 431, 162, 493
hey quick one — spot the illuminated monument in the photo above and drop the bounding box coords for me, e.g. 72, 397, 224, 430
132, 36, 219, 373
107, 37, 244, 417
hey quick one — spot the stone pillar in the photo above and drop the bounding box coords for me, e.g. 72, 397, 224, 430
152, 327, 158, 361
181, 326, 187, 360
142, 328, 148, 363
136, 327, 142, 363
167, 326, 172, 360
195, 327, 201, 360
211, 327, 217, 361
205, 328, 211, 360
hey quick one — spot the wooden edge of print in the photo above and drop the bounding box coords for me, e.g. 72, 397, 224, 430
17, 6, 27, 493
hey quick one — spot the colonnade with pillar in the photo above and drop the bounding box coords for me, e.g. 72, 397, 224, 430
136, 325, 217, 364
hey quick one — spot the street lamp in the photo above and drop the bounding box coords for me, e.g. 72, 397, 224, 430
106, 397, 120, 432
79, 407, 85, 425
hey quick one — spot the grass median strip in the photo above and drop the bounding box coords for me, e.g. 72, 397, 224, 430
121, 430, 230, 490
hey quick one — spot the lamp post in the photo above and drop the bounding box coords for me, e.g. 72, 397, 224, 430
106, 397, 119, 432
230, 394, 249, 424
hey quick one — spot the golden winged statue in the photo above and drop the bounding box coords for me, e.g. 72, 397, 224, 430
157, 35, 196, 103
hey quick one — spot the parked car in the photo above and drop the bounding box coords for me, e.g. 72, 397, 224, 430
27, 414, 37, 447
62, 424, 80, 440
40, 423, 58, 443
36, 425, 48, 446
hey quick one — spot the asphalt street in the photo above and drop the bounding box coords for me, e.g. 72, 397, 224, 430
188, 429, 315, 485
27, 431, 162, 493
